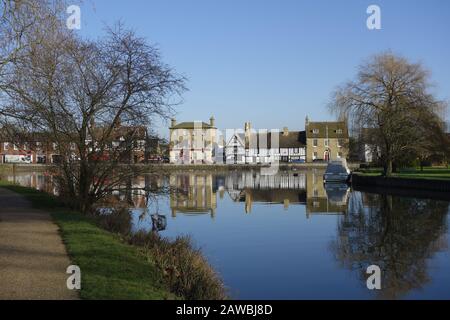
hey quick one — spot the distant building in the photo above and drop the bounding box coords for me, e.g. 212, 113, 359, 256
0, 132, 61, 164
107, 125, 148, 164
0, 123, 149, 164
356, 128, 381, 164
278, 127, 306, 163
169, 117, 217, 164
305, 117, 349, 163
225, 123, 306, 164
169, 116, 349, 165
224, 131, 246, 164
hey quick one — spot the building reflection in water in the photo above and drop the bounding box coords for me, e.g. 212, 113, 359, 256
169, 173, 217, 218
219, 170, 307, 213
6, 169, 350, 218
5, 171, 59, 195
306, 169, 350, 217
168, 169, 350, 217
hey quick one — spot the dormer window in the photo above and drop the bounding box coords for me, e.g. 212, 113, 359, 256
336, 129, 343, 134
312, 129, 319, 134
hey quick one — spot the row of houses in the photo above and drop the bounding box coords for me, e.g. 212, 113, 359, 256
0, 124, 160, 165
1, 116, 350, 165
169, 116, 349, 164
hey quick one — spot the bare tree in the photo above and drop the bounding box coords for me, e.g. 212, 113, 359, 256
0, 0, 69, 75
1, 3, 186, 212
330, 52, 447, 176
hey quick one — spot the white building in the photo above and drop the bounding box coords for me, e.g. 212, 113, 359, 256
225, 123, 306, 164
169, 117, 217, 164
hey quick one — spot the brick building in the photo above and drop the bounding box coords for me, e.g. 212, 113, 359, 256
0, 124, 149, 164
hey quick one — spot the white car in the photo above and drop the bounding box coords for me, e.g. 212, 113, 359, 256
323, 160, 351, 183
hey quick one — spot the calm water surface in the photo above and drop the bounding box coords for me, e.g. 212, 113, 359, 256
6, 169, 450, 299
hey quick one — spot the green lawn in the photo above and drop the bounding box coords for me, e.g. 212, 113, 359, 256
0, 181, 176, 300
356, 167, 450, 180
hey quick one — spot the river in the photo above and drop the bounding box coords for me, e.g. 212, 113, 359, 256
5, 168, 450, 299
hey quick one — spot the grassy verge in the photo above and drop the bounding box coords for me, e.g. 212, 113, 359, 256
0, 181, 176, 300
356, 167, 450, 181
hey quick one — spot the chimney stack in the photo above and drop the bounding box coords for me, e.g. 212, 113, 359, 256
283, 127, 289, 136
171, 118, 177, 128
210, 116, 215, 127
245, 122, 251, 133
245, 122, 251, 146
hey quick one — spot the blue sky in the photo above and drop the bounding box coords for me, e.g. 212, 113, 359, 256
78, 0, 450, 135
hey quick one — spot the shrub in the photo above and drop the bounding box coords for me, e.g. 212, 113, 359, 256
131, 231, 227, 300
96, 206, 133, 236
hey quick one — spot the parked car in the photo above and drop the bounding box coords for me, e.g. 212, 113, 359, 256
148, 155, 163, 163
323, 160, 351, 183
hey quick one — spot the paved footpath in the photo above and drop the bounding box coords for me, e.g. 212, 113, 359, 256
0, 188, 79, 300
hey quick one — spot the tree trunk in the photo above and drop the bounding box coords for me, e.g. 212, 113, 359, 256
384, 159, 393, 177
78, 161, 94, 214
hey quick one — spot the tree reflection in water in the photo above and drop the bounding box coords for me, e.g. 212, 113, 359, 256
331, 192, 449, 299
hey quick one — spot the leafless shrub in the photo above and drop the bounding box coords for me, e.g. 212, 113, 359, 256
131, 231, 228, 300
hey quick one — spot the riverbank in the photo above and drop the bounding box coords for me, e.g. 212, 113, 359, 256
352, 171, 450, 194
355, 167, 450, 180
0, 162, 361, 175
0, 182, 176, 300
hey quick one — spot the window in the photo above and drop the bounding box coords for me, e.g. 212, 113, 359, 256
293, 148, 299, 154
312, 129, 319, 134
13, 144, 18, 150
337, 139, 342, 148
313, 139, 318, 147
324, 139, 329, 147
336, 129, 343, 134
338, 152, 343, 158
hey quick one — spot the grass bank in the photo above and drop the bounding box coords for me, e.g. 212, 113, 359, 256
356, 167, 450, 181
352, 171, 450, 194
0, 181, 175, 300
